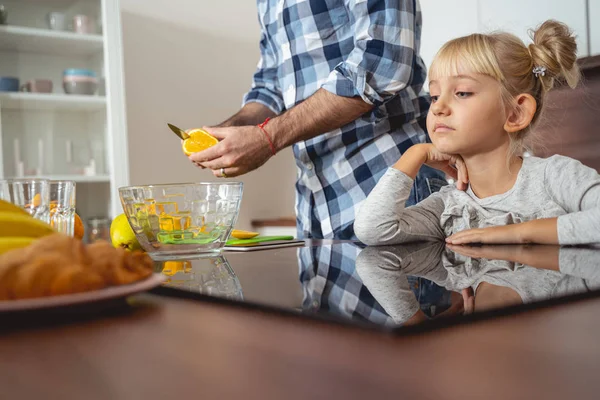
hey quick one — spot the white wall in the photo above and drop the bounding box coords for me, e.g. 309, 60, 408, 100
119, 0, 297, 231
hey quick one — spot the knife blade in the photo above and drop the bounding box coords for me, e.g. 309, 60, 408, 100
167, 123, 190, 140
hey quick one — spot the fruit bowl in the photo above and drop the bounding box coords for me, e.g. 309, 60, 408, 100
118, 182, 243, 258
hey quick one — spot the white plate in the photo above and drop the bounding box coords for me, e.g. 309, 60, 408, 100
0, 273, 166, 312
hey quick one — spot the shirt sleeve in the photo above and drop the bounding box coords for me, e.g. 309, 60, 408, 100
354, 167, 446, 245
544, 155, 600, 245
320, 0, 421, 107
242, 30, 285, 114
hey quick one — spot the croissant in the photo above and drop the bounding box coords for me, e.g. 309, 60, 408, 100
0, 234, 153, 301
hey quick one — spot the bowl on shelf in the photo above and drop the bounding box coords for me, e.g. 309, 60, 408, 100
63, 69, 97, 95
20, 79, 53, 93
119, 182, 244, 258
0, 76, 19, 92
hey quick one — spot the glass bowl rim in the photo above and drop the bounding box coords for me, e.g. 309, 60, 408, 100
119, 182, 243, 192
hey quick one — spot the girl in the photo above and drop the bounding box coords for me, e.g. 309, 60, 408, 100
354, 20, 600, 246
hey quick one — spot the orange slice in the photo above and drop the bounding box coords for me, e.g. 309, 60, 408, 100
230, 229, 260, 239
182, 128, 219, 156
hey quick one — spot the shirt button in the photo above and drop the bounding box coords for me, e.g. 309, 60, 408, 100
287, 84, 293, 91
306, 163, 313, 170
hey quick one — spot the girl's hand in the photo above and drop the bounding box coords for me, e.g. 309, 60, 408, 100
395, 144, 469, 191
446, 218, 558, 246
445, 224, 526, 245
421, 144, 469, 191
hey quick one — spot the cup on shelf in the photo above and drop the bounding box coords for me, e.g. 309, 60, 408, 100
0, 179, 51, 223
47, 12, 67, 31
0, 5, 7, 25
73, 14, 95, 34
63, 69, 97, 95
20, 79, 53, 94
0, 76, 19, 92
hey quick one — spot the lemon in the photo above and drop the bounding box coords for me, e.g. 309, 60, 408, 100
110, 214, 142, 251
182, 129, 219, 156
230, 229, 260, 239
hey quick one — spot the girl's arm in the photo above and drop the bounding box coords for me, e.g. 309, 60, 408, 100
355, 144, 467, 245
545, 156, 600, 245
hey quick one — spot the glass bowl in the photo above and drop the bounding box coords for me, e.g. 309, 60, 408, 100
118, 182, 243, 258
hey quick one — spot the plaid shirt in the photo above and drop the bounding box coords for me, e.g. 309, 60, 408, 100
299, 243, 393, 325
243, 0, 430, 239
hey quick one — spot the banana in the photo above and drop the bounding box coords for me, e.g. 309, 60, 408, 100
0, 211, 55, 238
0, 236, 36, 255
0, 199, 29, 216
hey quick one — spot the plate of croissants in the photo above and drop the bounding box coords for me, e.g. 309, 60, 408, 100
0, 233, 165, 312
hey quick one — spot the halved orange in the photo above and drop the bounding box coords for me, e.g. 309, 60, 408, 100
230, 229, 260, 239
182, 128, 219, 156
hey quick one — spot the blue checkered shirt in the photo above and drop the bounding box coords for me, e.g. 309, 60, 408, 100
243, 0, 431, 239
299, 242, 394, 325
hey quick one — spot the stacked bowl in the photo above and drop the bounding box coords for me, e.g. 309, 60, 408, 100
63, 69, 97, 95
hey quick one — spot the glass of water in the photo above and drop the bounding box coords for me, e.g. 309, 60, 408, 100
0, 179, 51, 223
49, 180, 76, 236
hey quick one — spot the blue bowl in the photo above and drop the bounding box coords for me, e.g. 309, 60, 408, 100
0, 77, 19, 92
63, 69, 97, 78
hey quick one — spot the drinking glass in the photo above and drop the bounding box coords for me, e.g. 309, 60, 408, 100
0, 179, 50, 222
49, 180, 76, 236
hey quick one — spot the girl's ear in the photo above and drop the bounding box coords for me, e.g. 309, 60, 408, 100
504, 93, 537, 133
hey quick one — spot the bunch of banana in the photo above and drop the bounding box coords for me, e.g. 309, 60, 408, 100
0, 199, 55, 255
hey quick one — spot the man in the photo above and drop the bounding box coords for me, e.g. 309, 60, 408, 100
189, 0, 446, 240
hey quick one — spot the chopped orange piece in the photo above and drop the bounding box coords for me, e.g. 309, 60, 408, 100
74, 214, 85, 240
182, 128, 218, 156
230, 229, 260, 239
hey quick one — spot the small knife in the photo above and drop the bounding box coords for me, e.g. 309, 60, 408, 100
167, 123, 190, 140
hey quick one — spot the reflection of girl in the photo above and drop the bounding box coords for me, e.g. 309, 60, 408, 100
355, 20, 600, 246
356, 243, 600, 324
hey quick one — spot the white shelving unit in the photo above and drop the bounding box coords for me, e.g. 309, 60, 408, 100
0, 0, 129, 231
0, 92, 106, 111
0, 25, 103, 56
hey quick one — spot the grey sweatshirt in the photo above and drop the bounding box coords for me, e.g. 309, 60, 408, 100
354, 155, 600, 245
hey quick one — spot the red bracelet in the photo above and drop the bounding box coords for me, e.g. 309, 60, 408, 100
257, 117, 277, 156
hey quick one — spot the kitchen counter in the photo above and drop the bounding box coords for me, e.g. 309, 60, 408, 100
2, 240, 600, 399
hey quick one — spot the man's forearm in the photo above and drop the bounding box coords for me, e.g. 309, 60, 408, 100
268, 89, 373, 151
217, 102, 277, 127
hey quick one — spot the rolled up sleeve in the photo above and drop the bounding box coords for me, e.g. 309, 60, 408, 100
242, 30, 285, 114
321, 0, 419, 107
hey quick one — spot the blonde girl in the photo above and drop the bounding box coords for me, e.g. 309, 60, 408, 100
355, 20, 600, 246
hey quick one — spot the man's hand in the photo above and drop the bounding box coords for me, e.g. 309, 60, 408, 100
188, 125, 274, 178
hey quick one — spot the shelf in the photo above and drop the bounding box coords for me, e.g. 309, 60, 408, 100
0, 92, 106, 111
0, 25, 103, 56
21, 175, 110, 183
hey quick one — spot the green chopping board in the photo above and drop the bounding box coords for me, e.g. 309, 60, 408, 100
226, 235, 294, 246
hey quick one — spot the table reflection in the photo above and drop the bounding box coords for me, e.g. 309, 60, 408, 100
150, 242, 600, 329
153, 256, 243, 301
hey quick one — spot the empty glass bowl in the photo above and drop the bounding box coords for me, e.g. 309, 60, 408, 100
119, 182, 243, 258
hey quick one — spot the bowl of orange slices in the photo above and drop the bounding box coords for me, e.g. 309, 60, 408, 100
119, 182, 244, 258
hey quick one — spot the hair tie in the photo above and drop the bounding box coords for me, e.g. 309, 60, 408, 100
532, 65, 547, 78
